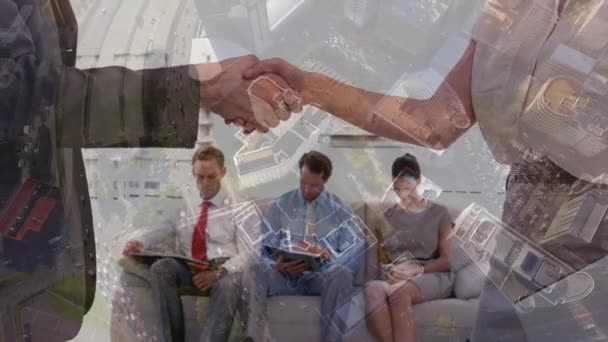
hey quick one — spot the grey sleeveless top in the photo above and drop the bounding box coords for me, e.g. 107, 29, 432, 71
382, 202, 452, 263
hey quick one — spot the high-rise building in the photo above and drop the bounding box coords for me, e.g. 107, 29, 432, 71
374, 0, 451, 57
451, 203, 593, 308
520, 76, 608, 181
542, 188, 608, 245
344, 0, 379, 28
193, 0, 314, 54
197, 108, 214, 148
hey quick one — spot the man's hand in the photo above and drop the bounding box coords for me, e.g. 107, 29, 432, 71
194, 55, 298, 133
274, 255, 310, 278
294, 241, 331, 261
243, 57, 309, 111
122, 240, 143, 256
192, 270, 221, 292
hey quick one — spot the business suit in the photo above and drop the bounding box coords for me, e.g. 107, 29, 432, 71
0, 0, 200, 340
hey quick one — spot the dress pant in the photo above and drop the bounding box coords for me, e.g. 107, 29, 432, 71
246, 265, 356, 342
471, 158, 608, 342
149, 258, 244, 342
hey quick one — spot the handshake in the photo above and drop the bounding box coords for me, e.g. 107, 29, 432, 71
194, 55, 311, 134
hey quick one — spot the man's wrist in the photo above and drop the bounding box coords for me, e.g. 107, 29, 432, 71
192, 64, 223, 109
193, 62, 224, 82
217, 267, 228, 279
200, 79, 222, 110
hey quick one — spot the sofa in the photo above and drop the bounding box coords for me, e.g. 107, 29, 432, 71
110, 201, 485, 342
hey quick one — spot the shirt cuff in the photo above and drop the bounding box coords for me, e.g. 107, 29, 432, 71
221, 258, 241, 274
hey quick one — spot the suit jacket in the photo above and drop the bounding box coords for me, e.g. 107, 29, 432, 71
0, 0, 201, 340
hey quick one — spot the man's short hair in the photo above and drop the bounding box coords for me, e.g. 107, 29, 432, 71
391, 153, 421, 180
192, 146, 225, 167
298, 150, 333, 181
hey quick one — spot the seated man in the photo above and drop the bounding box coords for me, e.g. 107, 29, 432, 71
246, 151, 365, 342
122, 146, 253, 342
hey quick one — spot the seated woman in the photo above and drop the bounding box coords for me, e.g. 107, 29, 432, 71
365, 153, 453, 342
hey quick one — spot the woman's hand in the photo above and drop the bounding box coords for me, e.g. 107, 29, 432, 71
243, 57, 308, 111
389, 264, 423, 282
195, 55, 297, 133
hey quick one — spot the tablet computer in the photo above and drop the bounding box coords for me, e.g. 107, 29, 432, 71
264, 245, 327, 272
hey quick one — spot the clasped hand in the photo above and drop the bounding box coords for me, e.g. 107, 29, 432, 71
382, 263, 423, 284
194, 55, 308, 134
192, 270, 221, 292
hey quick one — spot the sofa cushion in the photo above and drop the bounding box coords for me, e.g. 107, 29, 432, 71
450, 244, 473, 272
266, 296, 321, 323
268, 322, 322, 342
454, 263, 486, 299
264, 293, 479, 342
414, 298, 479, 327
181, 295, 206, 321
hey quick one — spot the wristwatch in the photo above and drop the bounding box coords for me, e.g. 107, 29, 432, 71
217, 267, 228, 279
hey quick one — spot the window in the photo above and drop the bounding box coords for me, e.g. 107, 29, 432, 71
145, 181, 160, 190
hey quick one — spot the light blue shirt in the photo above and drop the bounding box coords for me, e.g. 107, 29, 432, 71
261, 189, 365, 274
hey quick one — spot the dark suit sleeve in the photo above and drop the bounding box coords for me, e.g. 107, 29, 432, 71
57, 64, 201, 148
1, 0, 201, 149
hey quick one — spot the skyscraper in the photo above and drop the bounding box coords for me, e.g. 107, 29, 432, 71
542, 188, 608, 245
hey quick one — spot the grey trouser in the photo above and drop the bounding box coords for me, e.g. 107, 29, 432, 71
470, 280, 529, 342
472, 159, 608, 342
472, 272, 608, 342
246, 265, 356, 342
149, 258, 244, 342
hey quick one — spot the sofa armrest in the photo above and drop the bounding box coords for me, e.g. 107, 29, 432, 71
451, 245, 488, 300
